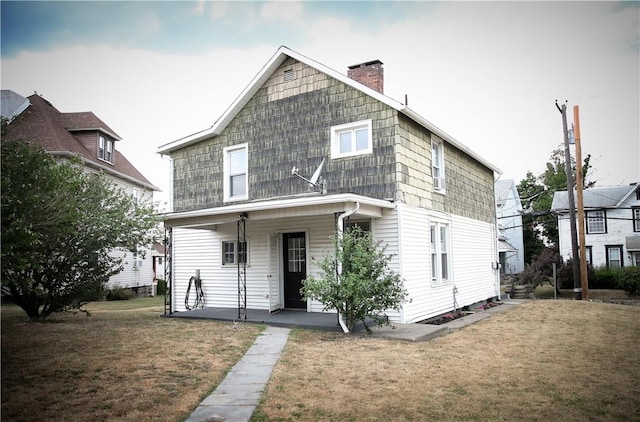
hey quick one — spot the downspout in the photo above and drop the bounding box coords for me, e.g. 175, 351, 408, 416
336, 202, 360, 333
493, 173, 502, 300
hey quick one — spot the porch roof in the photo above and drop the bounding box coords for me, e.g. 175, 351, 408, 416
161, 193, 396, 229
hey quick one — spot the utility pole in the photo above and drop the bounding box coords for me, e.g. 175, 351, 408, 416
574, 105, 589, 300
556, 101, 582, 299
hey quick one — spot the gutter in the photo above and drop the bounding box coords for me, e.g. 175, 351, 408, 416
336, 201, 360, 333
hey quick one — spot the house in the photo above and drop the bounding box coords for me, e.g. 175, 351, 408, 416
551, 183, 640, 268
157, 46, 503, 325
1, 90, 160, 292
495, 179, 525, 274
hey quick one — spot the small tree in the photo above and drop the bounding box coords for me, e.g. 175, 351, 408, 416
1, 140, 160, 320
301, 226, 409, 333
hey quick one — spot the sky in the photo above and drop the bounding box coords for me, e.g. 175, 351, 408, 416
2, 1, 639, 210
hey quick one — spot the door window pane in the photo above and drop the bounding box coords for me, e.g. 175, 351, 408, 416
288, 236, 305, 272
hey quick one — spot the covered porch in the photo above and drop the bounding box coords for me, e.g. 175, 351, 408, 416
161, 193, 397, 321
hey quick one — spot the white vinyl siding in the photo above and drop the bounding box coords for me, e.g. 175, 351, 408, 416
171, 215, 335, 313
397, 205, 499, 324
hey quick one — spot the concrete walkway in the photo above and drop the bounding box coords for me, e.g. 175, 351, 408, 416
184, 326, 290, 422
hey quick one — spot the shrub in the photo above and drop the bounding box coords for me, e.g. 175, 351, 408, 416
556, 259, 597, 289
302, 226, 408, 333
592, 266, 621, 289
616, 266, 640, 295
156, 279, 166, 296
106, 286, 134, 301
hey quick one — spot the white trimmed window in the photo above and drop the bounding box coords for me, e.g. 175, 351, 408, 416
586, 210, 606, 234
330, 119, 372, 159
223, 144, 248, 202
633, 207, 640, 232
222, 240, 248, 266
432, 135, 445, 192
98, 135, 114, 164
132, 251, 143, 270
430, 222, 451, 284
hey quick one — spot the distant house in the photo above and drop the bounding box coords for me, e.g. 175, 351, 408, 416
551, 183, 640, 268
157, 46, 503, 324
1, 90, 160, 292
495, 179, 524, 274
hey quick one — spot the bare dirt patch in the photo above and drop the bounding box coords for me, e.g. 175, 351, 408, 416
255, 300, 640, 421
1, 299, 262, 422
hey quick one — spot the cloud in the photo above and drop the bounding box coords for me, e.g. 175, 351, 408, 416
1, 0, 637, 199
260, 1, 304, 22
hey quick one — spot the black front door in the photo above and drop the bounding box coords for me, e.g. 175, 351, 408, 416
283, 232, 306, 309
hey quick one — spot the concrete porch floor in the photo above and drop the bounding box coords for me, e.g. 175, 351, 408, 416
163, 307, 353, 332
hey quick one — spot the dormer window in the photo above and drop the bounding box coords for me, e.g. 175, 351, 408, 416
99, 135, 114, 163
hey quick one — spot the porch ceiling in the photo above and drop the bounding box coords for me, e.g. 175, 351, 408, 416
161, 193, 396, 229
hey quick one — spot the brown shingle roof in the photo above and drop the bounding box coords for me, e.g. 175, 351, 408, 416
60, 111, 122, 140
3, 94, 157, 190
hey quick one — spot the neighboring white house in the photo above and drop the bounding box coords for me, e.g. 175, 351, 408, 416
551, 183, 640, 268
495, 179, 525, 274
157, 46, 503, 325
2, 90, 161, 292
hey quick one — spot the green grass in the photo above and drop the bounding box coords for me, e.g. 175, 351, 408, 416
89, 294, 165, 310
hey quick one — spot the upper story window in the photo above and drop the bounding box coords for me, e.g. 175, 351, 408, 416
633, 207, 640, 232
98, 135, 114, 164
586, 210, 606, 234
223, 143, 248, 202
330, 119, 372, 159
432, 135, 446, 192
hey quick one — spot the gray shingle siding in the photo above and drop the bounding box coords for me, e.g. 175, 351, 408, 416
171, 57, 495, 224
172, 70, 397, 212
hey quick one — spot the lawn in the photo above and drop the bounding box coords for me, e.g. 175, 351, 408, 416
1, 297, 263, 422
2, 296, 639, 422
253, 300, 640, 421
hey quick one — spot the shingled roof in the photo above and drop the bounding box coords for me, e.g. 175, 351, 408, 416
551, 184, 639, 211
2, 93, 158, 191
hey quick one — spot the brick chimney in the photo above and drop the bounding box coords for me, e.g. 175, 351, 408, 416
347, 60, 384, 94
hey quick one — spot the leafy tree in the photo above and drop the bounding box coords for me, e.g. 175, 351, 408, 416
1, 140, 160, 320
517, 171, 546, 263
517, 148, 594, 261
301, 226, 409, 333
